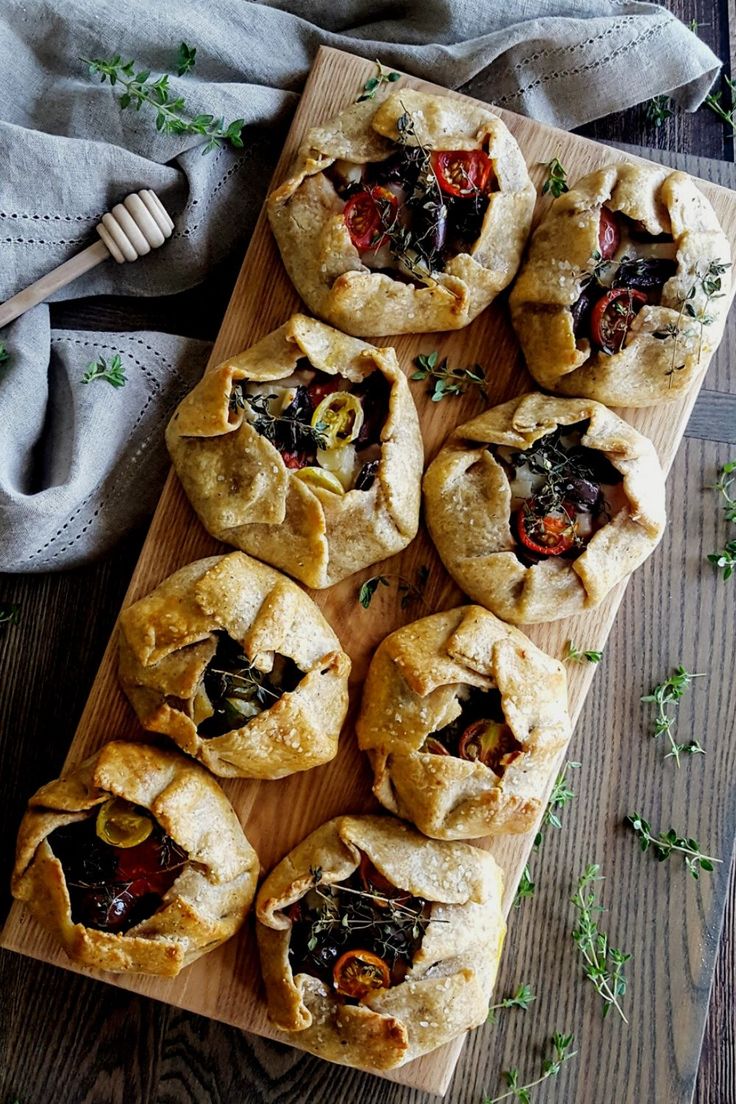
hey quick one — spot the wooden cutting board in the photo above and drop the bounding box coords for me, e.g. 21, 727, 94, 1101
3, 46, 736, 1097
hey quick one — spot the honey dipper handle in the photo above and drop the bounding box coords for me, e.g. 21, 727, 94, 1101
0, 241, 110, 329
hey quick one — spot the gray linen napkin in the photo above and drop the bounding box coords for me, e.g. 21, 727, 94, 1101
0, 0, 721, 571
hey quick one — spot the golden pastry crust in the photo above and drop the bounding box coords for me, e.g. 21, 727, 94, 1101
118, 552, 351, 778
356, 607, 571, 839
11, 740, 259, 976
256, 815, 505, 1070
267, 89, 536, 336
423, 392, 666, 624
166, 314, 424, 588
509, 163, 731, 406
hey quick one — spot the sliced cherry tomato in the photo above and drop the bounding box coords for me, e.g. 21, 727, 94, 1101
517, 501, 577, 556
281, 450, 310, 470
333, 948, 391, 999
590, 287, 648, 355
96, 798, 153, 849
114, 834, 187, 884
458, 720, 513, 768
343, 187, 398, 251
307, 378, 340, 408
598, 207, 620, 259
359, 854, 410, 909
422, 736, 451, 756
432, 150, 493, 198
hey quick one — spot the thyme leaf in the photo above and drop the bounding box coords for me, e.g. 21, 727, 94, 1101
708, 538, 736, 580
645, 95, 673, 128
641, 665, 706, 766
175, 41, 197, 76
571, 865, 630, 1022
411, 350, 486, 401
0, 603, 20, 627
564, 640, 603, 664
83, 54, 245, 154
651, 259, 730, 381
704, 74, 736, 135
487, 983, 536, 1024
711, 458, 736, 523
542, 157, 569, 198
81, 353, 127, 388
356, 59, 401, 102
534, 760, 581, 849
483, 1033, 577, 1103
237, 390, 327, 453
625, 813, 721, 879
358, 566, 429, 610
513, 865, 535, 908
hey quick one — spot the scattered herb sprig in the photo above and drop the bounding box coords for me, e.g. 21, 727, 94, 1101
357, 60, 401, 102
514, 865, 535, 908
0, 342, 9, 370
175, 41, 197, 76
645, 95, 673, 128
709, 538, 736, 580
487, 984, 536, 1024
534, 761, 581, 849
564, 640, 603, 664
708, 459, 736, 579
83, 53, 245, 154
705, 74, 736, 136
81, 353, 127, 388
542, 157, 568, 198
358, 566, 429, 610
625, 814, 721, 879
571, 865, 630, 1022
410, 351, 486, 402
652, 259, 730, 381
483, 1033, 577, 1104
0, 603, 20, 627
641, 665, 705, 766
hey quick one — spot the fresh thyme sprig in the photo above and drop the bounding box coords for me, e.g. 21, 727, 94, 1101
483, 1033, 577, 1104
711, 459, 736, 523
0, 342, 9, 370
571, 865, 630, 1022
0, 603, 20, 627
709, 538, 736, 580
625, 813, 721, 879
534, 761, 581, 849
236, 390, 327, 452
358, 566, 430, 610
564, 640, 603, 664
83, 54, 245, 154
411, 351, 486, 402
175, 41, 197, 76
487, 984, 536, 1024
542, 157, 569, 198
356, 60, 401, 102
81, 353, 127, 388
652, 259, 730, 381
641, 665, 706, 765
705, 74, 736, 136
645, 95, 673, 128
513, 865, 535, 908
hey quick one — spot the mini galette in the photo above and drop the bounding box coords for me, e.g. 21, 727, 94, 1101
356, 606, 571, 839
423, 392, 666, 624
509, 162, 731, 406
256, 814, 505, 1070
118, 552, 350, 778
267, 88, 536, 336
166, 314, 424, 588
11, 740, 259, 976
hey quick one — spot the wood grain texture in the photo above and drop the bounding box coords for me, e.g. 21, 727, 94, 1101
1, 47, 736, 1104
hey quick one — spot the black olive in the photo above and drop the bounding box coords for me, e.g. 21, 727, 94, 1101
447, 194, 488, 244
412, 203, 447, 256
564, 477, 601, 511
355, 459, 379, 491
613, 257, 677, 295
570, 289, 595, 336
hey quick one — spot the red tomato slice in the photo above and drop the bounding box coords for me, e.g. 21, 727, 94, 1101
281, 450, 310, 470
598, 207, 620, 259
333, 949, 391, 999
590, 287, 648, 354
432, 150, 494, 197
343, 187, 398, 251
307, 377, 340, 408
517, 501, 577, 556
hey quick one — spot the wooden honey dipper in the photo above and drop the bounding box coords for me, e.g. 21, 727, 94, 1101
0, 189, 174, 329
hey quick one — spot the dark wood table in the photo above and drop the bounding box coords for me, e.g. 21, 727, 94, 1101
1, 4, 735, 1101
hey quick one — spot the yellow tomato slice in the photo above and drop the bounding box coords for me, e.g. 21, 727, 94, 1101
311, 392, 364, 449
96, 797, 154, 849
293, 466, 345, 495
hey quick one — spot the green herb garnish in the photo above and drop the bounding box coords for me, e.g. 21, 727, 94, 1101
358, 566, 429, 610
642, 665, 705, 765
81, 353, 127, 388
0, 342, 9, 370
542, 157, 569, 198
487, 983, 536, 1024
564, 640, 603, 664
645, 95, 673, 128
483, 1033, 577, 1104
513, 865, 535, 908
625, 813, 721, 879
357, 60, 401, 102
83, 54, 245, 154
175, 41, 197, 76
411, 350, 486, 402
571, 865, 630, 1022
0, 603, 20, 627
705, 74, 736, 135
651, 259, 730, 381
534, 760, 581, 849
709, 538, 736, 580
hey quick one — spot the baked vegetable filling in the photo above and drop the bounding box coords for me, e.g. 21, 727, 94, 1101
494, 420, 625, 563
193, 632, 303, 739
49, 801, 187, 933
571, 208, 678, 354
287, 857, 432, 999
420, 685, 523, 773
326, 128, 496, 284
230, 360, 389, 492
